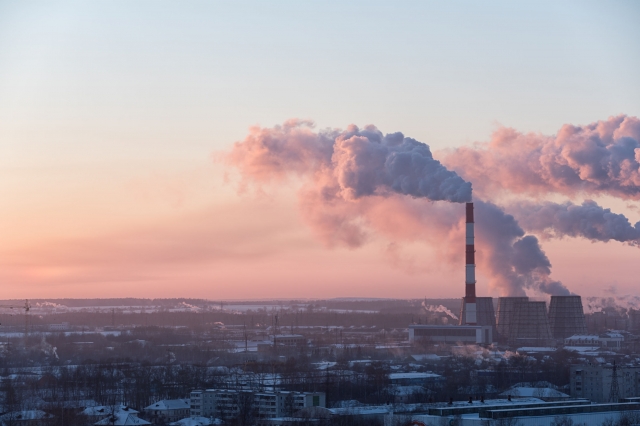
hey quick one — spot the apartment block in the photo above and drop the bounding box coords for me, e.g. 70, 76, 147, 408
190, 389, 325, 420
570, 364, 640, 402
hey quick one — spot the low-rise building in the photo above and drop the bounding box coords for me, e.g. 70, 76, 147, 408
388, 372, 443, 387
48, 322, 69, 331
273, 334, 306, 347
143, 399, 190, 423
564, 332, 624, 349
409, 325, 493, 344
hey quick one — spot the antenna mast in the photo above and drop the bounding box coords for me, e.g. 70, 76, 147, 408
609, 360, 620, 402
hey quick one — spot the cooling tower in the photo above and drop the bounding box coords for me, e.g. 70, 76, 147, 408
460, 297, 495, 329
496, 297, 528, 341
508, 300, 552, 343
548, 295, 587, 339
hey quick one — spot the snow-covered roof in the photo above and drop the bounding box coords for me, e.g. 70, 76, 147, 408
410, 354, 441, 362
564, 346, 602, 354
0, 410, 53, 421
169, 417, 223, 426
499, 387, 570, 398
94, 412, 151, 425
83, 405, 139, 416
389, 372, 441, 380
566, 335, 600, 340
144, 399, 190, 411
516, 347, 557, 353
329, 406, 391, 416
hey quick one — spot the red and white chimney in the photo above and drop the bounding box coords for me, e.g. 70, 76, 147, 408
464, 202, 477, 325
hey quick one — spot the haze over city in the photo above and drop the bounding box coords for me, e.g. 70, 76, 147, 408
2, 1, 639, 301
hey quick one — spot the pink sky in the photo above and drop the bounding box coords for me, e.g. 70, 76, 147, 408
1, 158, 639, 300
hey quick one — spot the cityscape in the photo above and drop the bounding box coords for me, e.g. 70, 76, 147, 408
2, 1, 640, 426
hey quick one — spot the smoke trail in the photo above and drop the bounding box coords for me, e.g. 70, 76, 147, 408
475, 200, 569, 296
584, 295, 640, 314
510, 200, 640, 245
442, 115, 640, 200
422, 301, 459, 320
227, 121, 568, 296
228, 120, 472, 203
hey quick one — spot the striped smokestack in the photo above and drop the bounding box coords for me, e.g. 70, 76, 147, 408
464, 202, 477, 325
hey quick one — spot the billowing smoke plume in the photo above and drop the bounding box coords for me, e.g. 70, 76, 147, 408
229, 119, 472, 202
227, 120, 568, 296
442, 115, 640, 200
475, 200, 569, 296
510, 200, 640, 245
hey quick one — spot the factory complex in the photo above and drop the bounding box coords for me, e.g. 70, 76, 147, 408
410, 202, 589, 347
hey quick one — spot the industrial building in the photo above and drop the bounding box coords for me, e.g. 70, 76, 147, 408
386, 398, 640, 426
409, 324, 493, 344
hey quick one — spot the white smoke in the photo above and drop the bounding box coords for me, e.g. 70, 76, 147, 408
422, 301, 459, 320
35, 302, 67, 309
178, 302, 201, 312
584, 295, 640, 314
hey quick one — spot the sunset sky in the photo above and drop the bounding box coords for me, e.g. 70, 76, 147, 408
1, 1, 640, 300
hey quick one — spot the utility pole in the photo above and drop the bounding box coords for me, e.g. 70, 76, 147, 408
23, 300, 30, 337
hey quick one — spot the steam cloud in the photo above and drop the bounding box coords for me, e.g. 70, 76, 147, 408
422, 301, 459, 320
443, 115, 640, 199
229, 119, 471, 202
475, 201, 569, 296
227, 120, 569, 296
510, 200, 640, 245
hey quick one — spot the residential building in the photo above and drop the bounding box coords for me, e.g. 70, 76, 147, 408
570, 364, 640, 402
190, 389, 325, 421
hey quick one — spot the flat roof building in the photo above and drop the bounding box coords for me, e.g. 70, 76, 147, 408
409, 325, 493, 345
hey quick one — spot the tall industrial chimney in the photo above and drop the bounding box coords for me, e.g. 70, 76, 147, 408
464, 202, 477, 325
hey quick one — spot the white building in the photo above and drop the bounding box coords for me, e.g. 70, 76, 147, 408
564, 332, 624, 349
190, 389, 325, 421
48, 322, 70, 331
571, 364, 640, 402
